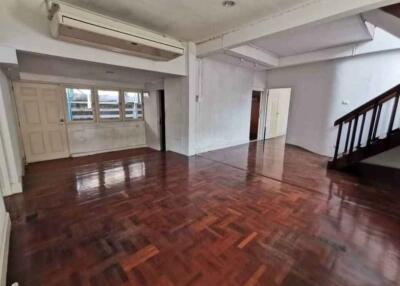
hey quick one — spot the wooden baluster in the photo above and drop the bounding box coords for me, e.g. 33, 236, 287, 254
349, 115, 359, 154
367, 105, 378, 146
333, 123, 343, 161
358, 113, 366, 148
387, 93, 399, 136
372, 103, 383, 140
344, 120, 352, 154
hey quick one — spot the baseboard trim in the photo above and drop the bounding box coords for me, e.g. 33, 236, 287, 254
70, 144, 148, 158
0, 212, 11, 286
196, 139, 250, 154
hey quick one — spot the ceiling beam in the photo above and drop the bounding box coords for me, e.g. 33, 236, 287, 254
225, 45, 279, 67
197, 0, 400, 57
0, 46, 18, 65
363, 9, 400, 39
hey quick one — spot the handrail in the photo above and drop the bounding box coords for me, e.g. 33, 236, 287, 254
334, 84, 400, 126
331, 82, 400, 165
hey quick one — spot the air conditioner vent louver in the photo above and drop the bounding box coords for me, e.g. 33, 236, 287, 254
49, 2, 184, 61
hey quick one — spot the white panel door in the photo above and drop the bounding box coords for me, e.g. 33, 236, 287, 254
14, 82, 69, 163
265, 88, 291, 139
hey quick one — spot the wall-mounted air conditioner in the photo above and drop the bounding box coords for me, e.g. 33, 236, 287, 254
48, 1, 185, 61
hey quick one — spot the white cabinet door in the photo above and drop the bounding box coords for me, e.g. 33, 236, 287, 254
265, 88, 291, 139
14, 82, 69, 163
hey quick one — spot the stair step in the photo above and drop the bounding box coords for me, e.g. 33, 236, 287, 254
330, 81, 400, 171
330, 129, 400, 170
390, 128, 400, 135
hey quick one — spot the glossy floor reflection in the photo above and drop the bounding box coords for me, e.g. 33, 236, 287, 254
5, 142, 400, 286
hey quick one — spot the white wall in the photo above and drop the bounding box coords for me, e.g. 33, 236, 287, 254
253, 70, 268, 91
164, 43, 197, 156
164, 77, 189, 154
67, 121, 146, 156
266, 49, 400, 157
196, 58, 255, 153
0, 136, 10, 285
0, 0, 186, 76
0, 193, 10, 286
0, 70, 23, 194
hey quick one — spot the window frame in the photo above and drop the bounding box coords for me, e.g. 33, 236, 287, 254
122, 89, 145, 121
64, 86, 146, 124
64, 86, 96, 123
96, 88, 123, 122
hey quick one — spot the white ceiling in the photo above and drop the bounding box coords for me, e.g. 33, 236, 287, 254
17, 52, 169, 84
61, 0, 313, 42
208, 53, 269, 71
250, 15, 373, 57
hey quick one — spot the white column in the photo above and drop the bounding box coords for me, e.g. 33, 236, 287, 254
0, 47, 23, 195
164, 42, 198, 156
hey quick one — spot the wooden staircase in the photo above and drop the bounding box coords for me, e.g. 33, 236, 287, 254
328, 84, 400, 170
382, 3, 400, 19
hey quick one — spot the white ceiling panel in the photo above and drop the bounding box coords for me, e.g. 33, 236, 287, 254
208, 53, 269, 71
61, 0, 312, 41
250, 16, 373, 57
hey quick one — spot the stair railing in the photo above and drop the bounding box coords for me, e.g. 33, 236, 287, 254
332, 84, 400, 163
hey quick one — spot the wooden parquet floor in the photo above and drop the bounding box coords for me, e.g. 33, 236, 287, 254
4, 140, 400, 286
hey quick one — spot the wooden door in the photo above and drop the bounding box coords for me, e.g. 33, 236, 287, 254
158, 90, 166, 152
265, 88, 291, 139
250, 91, 261, 140
14, 82, 69, 163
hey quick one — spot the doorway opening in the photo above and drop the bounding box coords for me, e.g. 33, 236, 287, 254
158, 90, 166, 152
264, 88, 292, 140
249, 91, 262, 140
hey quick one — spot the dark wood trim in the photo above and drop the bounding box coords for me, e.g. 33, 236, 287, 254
350, 162, 400, 188
329, 129, 400, 170
382, 4, 400, 19
249, 91, 262, 141
330, 82, 400, 170
158, 90, 166, 152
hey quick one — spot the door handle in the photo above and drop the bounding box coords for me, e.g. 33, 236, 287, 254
60, 119, 65, 123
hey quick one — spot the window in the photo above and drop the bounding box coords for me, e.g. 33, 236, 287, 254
65, 88, 94, 121
65, 87, 145, 123
124, 91, 143, 120
97, 90, 121, 120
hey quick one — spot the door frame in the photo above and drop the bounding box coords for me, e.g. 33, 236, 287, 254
258, 89, 268, 141
249, 88, 268, 142
249, 90, 263, 141
263, 87, 292, 140
13, 81, 71, 163
158, 90, 166, 152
